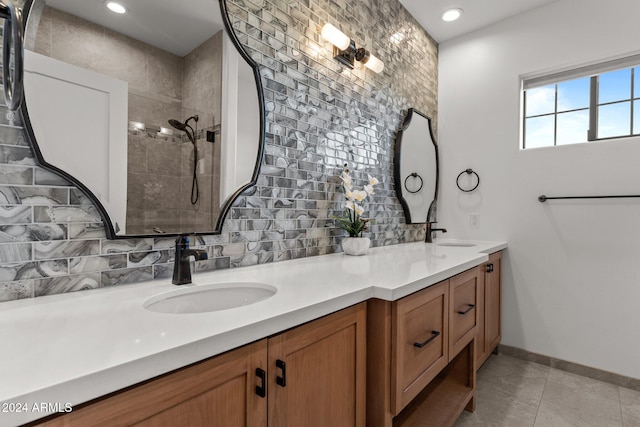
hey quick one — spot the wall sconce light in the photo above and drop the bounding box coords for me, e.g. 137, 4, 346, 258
321, 23, 384, 74
129, 121, 146, 131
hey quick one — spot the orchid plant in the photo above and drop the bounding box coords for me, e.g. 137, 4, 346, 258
334, 164, 379, 237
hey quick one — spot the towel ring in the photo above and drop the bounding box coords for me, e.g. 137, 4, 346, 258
456, 169, 480, 192
404, 172, 423, 194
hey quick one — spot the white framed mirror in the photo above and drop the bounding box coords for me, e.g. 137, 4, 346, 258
20, 0, 265, 238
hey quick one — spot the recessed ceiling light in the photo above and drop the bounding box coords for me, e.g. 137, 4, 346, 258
441, 8, 463, 22
106, 2, 126, 14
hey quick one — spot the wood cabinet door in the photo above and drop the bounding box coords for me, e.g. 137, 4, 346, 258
390, 280, 449, 415
485, 252, 502, 354
39, 340, 268, 427
449, 267, 481, 360
267, 303, 367, 427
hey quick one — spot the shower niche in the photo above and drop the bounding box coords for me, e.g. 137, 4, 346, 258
20, 0, 264, 237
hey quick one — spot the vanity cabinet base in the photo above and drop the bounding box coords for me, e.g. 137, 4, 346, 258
367, 265, 481, 427
393, 340, 475, 427
32, 340, 268, 427
30, 303, 367, 427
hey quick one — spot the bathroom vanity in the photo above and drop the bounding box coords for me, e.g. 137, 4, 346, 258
0, 240, 505, 426
34, 304, 367, 426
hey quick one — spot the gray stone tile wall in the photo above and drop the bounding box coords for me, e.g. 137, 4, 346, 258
0, 0, 437, 302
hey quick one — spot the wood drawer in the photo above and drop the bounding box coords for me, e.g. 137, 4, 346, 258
449, 267, 481, 360
391, 280, 449, 414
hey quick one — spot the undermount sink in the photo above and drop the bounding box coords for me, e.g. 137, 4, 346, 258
436, 241, 476, 247
144, 282, 277, 314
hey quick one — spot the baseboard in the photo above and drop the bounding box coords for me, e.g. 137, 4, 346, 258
499, 344, 640, 392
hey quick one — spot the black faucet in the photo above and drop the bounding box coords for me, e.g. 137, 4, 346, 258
425, 222, 447, 243
172, 235, 208, 285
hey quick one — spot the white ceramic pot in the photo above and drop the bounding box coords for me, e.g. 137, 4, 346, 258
341, 237, 370, 256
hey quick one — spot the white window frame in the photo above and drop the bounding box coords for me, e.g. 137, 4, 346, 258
522, 54, 640, 149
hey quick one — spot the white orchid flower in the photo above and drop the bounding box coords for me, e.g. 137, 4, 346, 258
367, 174, 379, 186
364, 184, 375, 195
352, 190, 368, 202
340, 171, 353, 190
345, 201, 364, 216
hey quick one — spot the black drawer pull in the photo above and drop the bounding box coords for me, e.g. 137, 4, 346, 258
486, 263, 494, 273
276, 359, 286, 387
413, 330, 440, 348
255, 368, 266, 398
458, 304, 475, 315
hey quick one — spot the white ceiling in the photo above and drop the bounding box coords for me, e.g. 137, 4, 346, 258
398, 0, 560, 42
42, 0, 561, 54
45, 0, 225, 56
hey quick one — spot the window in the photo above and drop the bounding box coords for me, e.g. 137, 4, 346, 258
522, 55, 640, 149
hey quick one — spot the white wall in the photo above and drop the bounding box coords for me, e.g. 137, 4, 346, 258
438, 0, 640, 379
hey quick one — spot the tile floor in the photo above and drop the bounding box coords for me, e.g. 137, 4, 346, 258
454, 354, 640, 427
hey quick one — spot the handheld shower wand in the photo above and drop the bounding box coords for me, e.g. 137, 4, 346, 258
168, 115, 200, 205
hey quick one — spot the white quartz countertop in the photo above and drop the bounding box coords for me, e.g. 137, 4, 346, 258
0, 239, 506, 426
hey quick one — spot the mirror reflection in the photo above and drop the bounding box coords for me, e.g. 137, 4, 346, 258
394, 108, 439, 224
22, 0, 262, 237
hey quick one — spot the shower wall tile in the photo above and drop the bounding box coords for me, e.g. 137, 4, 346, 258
46, 7, 106, 72
0, 0, 437, 301
148, 139, 182, 177
95, 29, 148, 92
128, 92, 183, 131
147, 47, 183, 100
183, 31, 222, 122
127, 136, 148, 175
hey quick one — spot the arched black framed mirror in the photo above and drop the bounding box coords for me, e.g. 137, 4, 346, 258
20, 0, 265, 238
394, 108, 439, 224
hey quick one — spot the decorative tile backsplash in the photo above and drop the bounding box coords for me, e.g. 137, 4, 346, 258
0, 0, 438, 302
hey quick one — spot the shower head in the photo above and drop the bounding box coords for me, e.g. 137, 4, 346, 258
168, 119, 188, 132
168, 115, 199, 133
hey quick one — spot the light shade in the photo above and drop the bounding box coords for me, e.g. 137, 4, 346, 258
441, 8, 463, 22
321, 23, 351, 51
106, 2, 126, 14
364, 54, 384, 74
